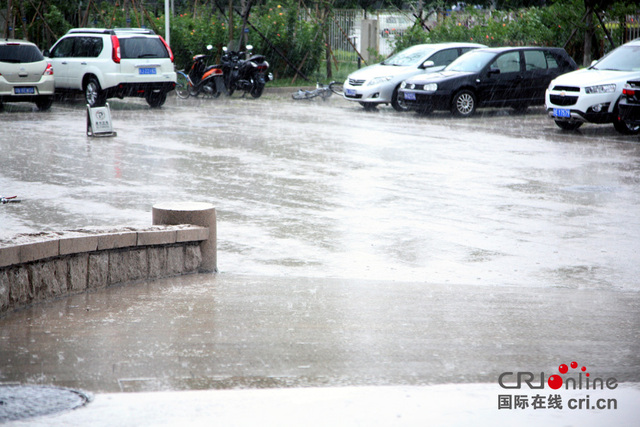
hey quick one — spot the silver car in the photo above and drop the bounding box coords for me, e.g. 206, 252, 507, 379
0, 39, 55, 111
343, 42, 485, 111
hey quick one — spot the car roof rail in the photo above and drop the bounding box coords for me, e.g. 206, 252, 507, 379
67, 28, 115, 35
66, 28, 155, 36
113, 28, 156, 35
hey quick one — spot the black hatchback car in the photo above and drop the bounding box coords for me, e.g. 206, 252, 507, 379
399, 47, 577, 116
619, 80, 640, 127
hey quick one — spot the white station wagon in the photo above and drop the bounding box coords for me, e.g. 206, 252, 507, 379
0, 39, 54, 111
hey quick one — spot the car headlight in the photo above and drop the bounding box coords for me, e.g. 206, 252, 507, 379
584, 84, 616, 94
401, 81, 407, 89
367, 76, 392, 86
423, 83, 437, 92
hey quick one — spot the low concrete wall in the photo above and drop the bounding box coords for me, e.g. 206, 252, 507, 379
0, 224, 209, 316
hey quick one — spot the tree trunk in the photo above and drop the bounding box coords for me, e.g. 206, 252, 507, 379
583, 6, 593, 66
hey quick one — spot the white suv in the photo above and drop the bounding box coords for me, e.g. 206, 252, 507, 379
545, 38, 640, 134
46, 28, 176, 108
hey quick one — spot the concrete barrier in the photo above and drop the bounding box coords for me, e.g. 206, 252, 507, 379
152, 202, 217, 272
0, 204, 217, 316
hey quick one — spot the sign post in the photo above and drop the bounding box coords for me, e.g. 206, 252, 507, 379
86, 103, 117, 137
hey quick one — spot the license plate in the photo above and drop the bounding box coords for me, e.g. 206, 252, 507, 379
14, 87, 35, 94
403, 92, 416, 101
345, 89, 356, 97
553, 108, 570, 118
139, 67, 157, 75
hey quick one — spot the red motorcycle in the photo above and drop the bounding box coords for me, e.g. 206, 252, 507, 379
176, 45, 224, 98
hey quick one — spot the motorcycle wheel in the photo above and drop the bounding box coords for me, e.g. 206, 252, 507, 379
250, 84, 264, 99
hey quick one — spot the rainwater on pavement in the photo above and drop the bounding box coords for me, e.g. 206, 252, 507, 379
1, 94, 640, 397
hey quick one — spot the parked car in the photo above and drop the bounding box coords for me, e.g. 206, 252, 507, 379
399, 46, 577, 117
0, 39, 54, 111
545, 38, 640, 134
618, 80, 640, 127
45, 28, 176, 108
343, 42, 485, 111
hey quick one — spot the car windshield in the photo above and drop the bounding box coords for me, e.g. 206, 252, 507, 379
382, 46, 435, 66
591, 45, 640, 71
120, 37, 169, 59
446, 50, 496, 72
0, 44, 44, 63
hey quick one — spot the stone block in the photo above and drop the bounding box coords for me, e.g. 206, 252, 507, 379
97, 232, 137, 251
148, 247, 167, 279
88, 252, 109, 289
9, 267, 30, 305
137, 229, 176, 246
0, 246, 20, 268
19, 239, 59, 263
59, 235, 98, 256
68, 254, 89, 292
176, 226, 209, 243
109, 248, 148, 284
0, 269, 10, 313
184, 244, 202, 272
166, 246, 185, 275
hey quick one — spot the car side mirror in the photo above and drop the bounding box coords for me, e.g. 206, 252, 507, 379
43, 49, 50, 57
590, 59, 598, 67
421, 60, 435, 69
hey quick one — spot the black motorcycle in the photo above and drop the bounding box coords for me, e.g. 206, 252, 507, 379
176, 45, 224, 99
220, 45, 273, 98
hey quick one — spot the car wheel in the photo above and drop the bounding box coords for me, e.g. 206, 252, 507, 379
391, 85, 408, 112
85, 77, 106, 107
359, 102, 377, 111
451, 90, 476, 117
613, 116, 640, 135
145, 91, 167, 108
554, 120, 583, 131
35, 95, 53, 111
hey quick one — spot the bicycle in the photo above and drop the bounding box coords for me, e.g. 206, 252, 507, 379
292, 81, 344, 100
1, 195, 20, 204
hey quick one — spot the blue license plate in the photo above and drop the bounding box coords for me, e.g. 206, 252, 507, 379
345, 89, 356, 97
403, 92, 416, 101
139, 67, 157, 75
15, 87, 35, 94
553, 108, 570, 118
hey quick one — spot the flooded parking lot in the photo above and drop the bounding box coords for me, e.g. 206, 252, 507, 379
1, 94, 640, 289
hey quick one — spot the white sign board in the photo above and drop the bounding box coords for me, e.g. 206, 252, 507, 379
87, 103, 117, 137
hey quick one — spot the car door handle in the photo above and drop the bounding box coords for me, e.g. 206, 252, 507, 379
81, 62, 87, 65
61, 61, 68, 65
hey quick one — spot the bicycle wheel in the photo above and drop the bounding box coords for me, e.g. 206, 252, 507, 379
329, 81, 344, 95
176, 73, 190, 99
320, 88, 333, 100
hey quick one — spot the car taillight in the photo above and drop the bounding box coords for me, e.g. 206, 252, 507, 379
159, 36, 174, 63
43, 63, 53, 75
111, 35, 121, 63
622, 87, 636, 97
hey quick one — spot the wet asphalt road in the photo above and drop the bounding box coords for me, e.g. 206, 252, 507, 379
1, 93, 640, 400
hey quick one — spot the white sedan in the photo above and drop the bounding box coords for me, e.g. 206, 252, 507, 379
343, 42, 485, 111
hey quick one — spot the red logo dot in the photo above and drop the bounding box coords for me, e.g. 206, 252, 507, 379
571, 361, 578, 369
548, 375, 563, 389
559, 364, 568, 374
